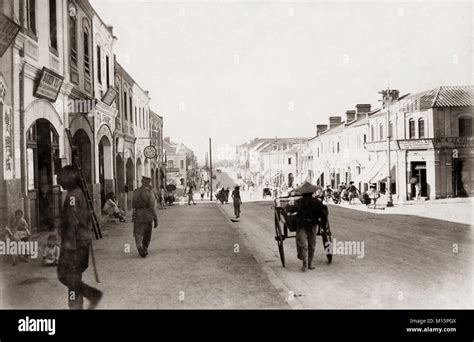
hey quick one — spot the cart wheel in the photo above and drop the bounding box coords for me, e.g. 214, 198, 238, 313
274, 210, 286, 267
321, 222, 333, 264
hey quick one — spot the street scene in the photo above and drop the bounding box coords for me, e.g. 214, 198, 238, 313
0, 0, 473, 311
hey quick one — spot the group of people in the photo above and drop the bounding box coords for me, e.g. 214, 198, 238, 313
323, 182, 381, 208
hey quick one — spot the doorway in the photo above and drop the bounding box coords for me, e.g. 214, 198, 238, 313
410, 161, 427, 198
26, 119, 60, 230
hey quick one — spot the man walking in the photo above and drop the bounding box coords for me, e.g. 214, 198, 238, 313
132, 176, 158, 257
57, 166, 102, 309
187, 179, 196, 205
231, 185, 242, 218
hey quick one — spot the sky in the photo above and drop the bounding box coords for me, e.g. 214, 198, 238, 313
90, 0, 472, 161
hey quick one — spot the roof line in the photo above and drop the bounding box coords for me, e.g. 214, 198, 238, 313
431, 86, 442, 108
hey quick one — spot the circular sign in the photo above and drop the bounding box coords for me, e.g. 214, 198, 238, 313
144, 145, 157, 159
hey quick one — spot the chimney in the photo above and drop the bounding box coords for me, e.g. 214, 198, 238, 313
380, 89, 400, 108
329, 116, 342, 129
356, 104, 371, 120
345, 110, 356, 123
316, 124, 328, 136
164, 137, 170, 143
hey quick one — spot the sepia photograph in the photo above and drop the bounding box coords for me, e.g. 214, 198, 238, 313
0, 0, 472, 339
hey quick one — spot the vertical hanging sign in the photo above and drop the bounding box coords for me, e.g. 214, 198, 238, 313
0, 13, 21, 58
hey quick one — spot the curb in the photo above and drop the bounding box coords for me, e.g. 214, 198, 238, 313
215, 202, 305, 309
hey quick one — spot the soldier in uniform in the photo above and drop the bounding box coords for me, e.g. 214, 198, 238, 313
57, 166, 103, 309
287, 182, 328, 272
132, 176, 158, 257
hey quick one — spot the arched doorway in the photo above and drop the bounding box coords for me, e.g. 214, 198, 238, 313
136, 158, 143, 188
26, 119, 60, 230
72, 129, 92, 185
126, 158, 135, 209
288, 173, 294, 188
98, 136, 112, 206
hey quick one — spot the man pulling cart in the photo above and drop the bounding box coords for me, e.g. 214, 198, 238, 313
273, 182, 332, 272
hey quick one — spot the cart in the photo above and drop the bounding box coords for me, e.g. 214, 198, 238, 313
272, 195, 333, 267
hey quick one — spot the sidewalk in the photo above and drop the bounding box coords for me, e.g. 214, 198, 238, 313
1, 202, 287, 309
331, 196, 474, 225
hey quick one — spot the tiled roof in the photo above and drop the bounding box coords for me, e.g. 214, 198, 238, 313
396, 85, 474, 111
433, 86, 474, 107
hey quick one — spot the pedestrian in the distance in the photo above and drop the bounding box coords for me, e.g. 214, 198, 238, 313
200, 185, 205, 201
187, 180, 196, 205
231, 186, 242, 218
57, 165, 103, 309
132, 176, 159, 257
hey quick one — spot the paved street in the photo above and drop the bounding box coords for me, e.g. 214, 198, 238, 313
215, 171, 473, 309
0, 202, 287, 309
1, 170, 471, 309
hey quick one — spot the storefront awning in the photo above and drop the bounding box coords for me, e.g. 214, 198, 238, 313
352, 160, 379, 184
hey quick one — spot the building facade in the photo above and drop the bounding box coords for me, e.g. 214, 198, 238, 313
0, 0, 163, 231
149, 109, 164, 190
309, 87, 474, 201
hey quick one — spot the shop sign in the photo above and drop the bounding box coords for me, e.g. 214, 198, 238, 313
0, 13, 20, 58
102, 87, 118, 106
34, 67, 64, 102
397, 139, 434, 150
433, 137, 474, 148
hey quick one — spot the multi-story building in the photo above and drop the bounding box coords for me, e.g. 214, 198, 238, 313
0, 0, 163, 229
132, 83, 151, 188
163, 137, 196, 187
0, 0, 102, 230
149, 109, 164, 190
114, 60, 136, 210
310, 86, 474, 201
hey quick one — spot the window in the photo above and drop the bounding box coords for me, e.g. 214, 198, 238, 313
97, 45, 102, 84
84, 30, 90, 75
379, 123, 384, 141
134, 107, 137, 125
69, 14, 77, 66
337, 142, 340, 153
418, 119, 425, 138
458, 117, 473, 137
389, 121, 393, 139
105, 55, 110, 87
363, 134, 367, 143
123, 92, 127, 120
288, 158, 292, 165
49, 0, 57, 50
27, 0, 36, 34
180, 160, 184, 169
129, 96, 133, 124
168, 160, 173, 169
409, 119, 415, 139
370, 126, 375, 141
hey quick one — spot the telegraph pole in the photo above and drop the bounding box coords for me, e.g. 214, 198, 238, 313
386, 88, 394, 207
209, 138, 213, 200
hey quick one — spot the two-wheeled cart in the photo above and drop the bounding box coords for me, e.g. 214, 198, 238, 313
272, 195, 333, 267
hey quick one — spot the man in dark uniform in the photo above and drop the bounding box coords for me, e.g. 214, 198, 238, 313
57, 166, 102, 309
132, 176, 158, 257
288, 182, 328, 272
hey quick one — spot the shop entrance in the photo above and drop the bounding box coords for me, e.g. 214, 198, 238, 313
410, 162, 427, 198
26, 119, 60, 230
